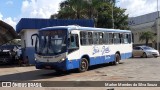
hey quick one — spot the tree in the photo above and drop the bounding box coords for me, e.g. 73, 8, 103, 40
55, 0, 87, 19
139, 31, 155, 46
51, 0, 129, 29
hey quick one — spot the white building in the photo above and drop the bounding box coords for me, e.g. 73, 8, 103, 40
128, 11, 160, 50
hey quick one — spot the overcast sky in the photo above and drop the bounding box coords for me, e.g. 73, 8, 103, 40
0, 0, 159, 29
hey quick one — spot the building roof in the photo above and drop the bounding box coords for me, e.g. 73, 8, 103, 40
16, 18, 94, 33
0, 20, 18, 45
128, 11, 159, 26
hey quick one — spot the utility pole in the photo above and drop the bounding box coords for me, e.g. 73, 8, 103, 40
111, 0, 119, 29
157, 0, 160, 51
112, 1, 114, 29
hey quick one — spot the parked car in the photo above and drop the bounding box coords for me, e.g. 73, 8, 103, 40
0, 45, 21, 64
132, 46, 160, 58
0, 50, 13, 64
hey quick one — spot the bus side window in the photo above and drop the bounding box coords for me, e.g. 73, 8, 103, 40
120, 34, 124, 43
80, 31, 87, 45
124, 34, 129, 44
93, 32, 96, 44
88, 32, 93, 45
109, 33, 113, 44
104, 33, 109, 44
99, 32, 103, 44
128, 34, 132, 43
68, 34, 79, 53
113, 33, 120, 44
75, 34, 79, 47
93, 32, 99, 44
69, 34, 79, 48
118, 33, 121, 44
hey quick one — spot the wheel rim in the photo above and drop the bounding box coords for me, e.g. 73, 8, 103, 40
3, 59, 8, 64
143, 53, 146, 58
81, 60, 87, 70
79, 58, 89, 72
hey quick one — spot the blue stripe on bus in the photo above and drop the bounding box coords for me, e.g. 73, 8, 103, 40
35, 52, 132, 71
66, 52, 132, 70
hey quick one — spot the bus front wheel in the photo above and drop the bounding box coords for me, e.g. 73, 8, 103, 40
113, 53, 120, 65
78, 58, 88, 72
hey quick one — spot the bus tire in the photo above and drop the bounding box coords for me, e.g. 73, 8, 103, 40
113, 53, 120, 65
78, 58, 88, 72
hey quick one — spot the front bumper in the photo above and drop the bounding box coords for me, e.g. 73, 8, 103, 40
35, 61, 67, 71
152, 53, 159, 57
146, 52, 159, 57
0, 58, 12, 64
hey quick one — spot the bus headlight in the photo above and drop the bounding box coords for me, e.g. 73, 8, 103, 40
61, 58, 65, 61
35, 58, 39, 62
58, 58, 66, 63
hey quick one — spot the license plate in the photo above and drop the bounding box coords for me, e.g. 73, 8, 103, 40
45, 66, 51, 69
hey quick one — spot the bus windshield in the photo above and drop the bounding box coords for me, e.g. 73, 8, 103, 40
36, 30, 67, 55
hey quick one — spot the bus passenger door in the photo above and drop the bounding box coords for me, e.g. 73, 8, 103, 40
67, 34, 80, 69
68, 34, 79, 53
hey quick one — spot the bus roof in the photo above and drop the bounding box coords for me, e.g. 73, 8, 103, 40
40, 25, 131, 33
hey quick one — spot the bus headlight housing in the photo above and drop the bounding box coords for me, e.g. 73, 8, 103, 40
61, 58, 65, 61
58, 58, 66, 63
35, 58, 40, 62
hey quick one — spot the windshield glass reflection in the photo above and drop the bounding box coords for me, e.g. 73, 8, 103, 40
36, 30, 67, 55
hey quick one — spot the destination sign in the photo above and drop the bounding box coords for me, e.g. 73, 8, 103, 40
40, 30, 66, 36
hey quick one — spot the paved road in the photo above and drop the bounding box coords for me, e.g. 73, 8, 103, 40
0, 57, 160, 90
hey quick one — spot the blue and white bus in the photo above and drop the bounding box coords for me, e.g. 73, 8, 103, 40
31, 25, 132, 72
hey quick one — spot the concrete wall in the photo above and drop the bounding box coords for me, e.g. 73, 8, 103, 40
20, 29, 38, 64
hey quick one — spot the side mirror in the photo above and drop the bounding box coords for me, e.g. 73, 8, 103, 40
31, 33, 39, 46
31, 39, 34, 46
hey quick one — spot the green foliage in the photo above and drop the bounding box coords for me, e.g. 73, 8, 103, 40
51, 0, 129, 29
139, 31, 155, 46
